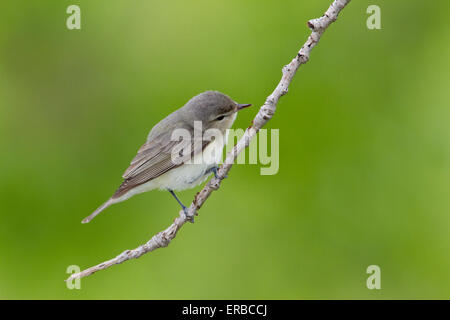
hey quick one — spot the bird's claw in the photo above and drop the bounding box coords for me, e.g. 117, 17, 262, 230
212, 166, 227, 179
183, 206, 195, 223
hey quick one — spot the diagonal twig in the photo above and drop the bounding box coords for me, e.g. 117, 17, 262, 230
66, 0, 351, 282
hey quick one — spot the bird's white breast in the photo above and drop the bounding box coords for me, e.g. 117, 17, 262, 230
158, 136, 225, 191
115, 114, 237, 202
120, 132, 228, 199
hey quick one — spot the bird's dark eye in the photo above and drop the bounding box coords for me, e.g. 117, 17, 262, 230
216, 115, 225, 121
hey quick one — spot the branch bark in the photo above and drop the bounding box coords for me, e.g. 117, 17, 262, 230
66, 0, 351, 282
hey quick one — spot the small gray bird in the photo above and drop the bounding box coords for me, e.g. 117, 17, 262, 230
82, 91, 251, 223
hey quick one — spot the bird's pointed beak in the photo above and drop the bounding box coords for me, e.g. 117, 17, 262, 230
237, 103, 252, 111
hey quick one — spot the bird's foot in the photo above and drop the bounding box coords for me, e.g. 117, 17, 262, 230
168, 188, 194, 223
183, 206, 195, 223
211, 166, 227, 179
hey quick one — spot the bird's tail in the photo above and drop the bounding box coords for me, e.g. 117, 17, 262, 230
82, 198, 115, 224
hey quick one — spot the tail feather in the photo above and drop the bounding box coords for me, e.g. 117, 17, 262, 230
82, 199, 115, 224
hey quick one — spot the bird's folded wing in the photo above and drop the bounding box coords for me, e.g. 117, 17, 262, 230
113, 130, 207, 198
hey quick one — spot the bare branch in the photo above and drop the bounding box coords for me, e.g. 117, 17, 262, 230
66, 0, 351, 282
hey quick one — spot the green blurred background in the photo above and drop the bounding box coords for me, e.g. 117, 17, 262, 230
0, 0, 448, 299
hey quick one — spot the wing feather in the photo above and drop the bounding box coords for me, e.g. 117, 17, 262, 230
113, 128, 208, 199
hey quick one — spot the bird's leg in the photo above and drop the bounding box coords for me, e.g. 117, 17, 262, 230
167, 189, 194, 223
